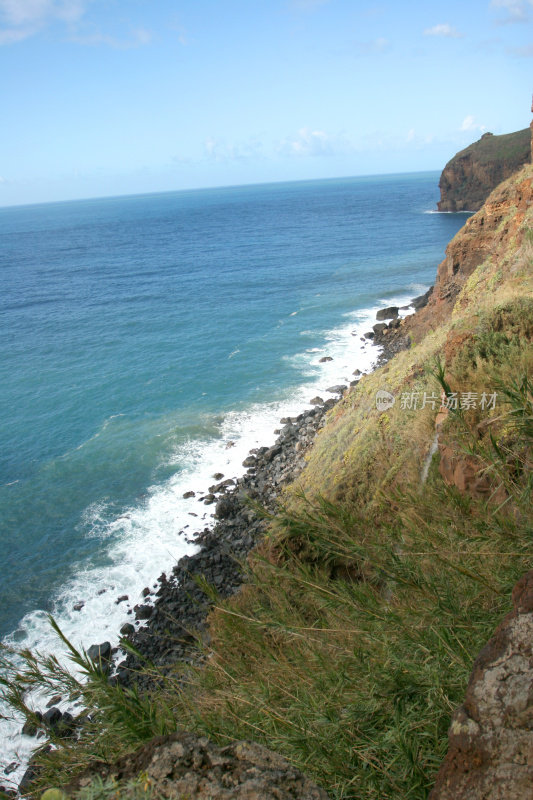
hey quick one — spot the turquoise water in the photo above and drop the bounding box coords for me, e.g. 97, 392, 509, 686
0, 173, 466, 645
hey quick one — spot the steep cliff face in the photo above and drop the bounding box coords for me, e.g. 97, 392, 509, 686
435, 166, 533, 291
437, 128, 530, 212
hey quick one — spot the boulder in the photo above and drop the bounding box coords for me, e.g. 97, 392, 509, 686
412, 287, 433, 310
120, 623, 135, 637
67, 732, 331, 800
376, 306, 399, 321
134, 604, 153, 621
42, 707, 62, 729
87, 642, 112, 663
22, 711, 42, 737
319, 356, 333, 362
429, 570, 533, 799
215, 496, 237, 520
46, 695, 62, 708
373, 322, 387, 334
326, 385, 346, 395
310, 396, 324, 405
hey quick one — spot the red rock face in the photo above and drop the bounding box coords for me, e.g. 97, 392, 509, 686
437, 129, 530, 213
429, 571, 533, 800
437, 443, 508, 504
432, 168, 533, 306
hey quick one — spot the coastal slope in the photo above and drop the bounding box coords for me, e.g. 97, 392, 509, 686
437, 128, 530, 212
8, 166, 533, 800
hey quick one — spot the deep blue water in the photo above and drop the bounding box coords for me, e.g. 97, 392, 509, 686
0, 173, 467, 641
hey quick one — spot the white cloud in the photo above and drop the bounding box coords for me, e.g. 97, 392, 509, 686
203, 137, 265, 163
0, 0, 87, 42
277, 127, 354, 158
460, 115, 487, 133
406, 129, 416, 143
0, 25, 33, 42
0, 0, 153, 47
507, 42, 533, 55
353, 36, 391, 55
0, 0, 85, 26
423, 23, 463, 38
69, 26, 153, 48
490, 0, 533, 23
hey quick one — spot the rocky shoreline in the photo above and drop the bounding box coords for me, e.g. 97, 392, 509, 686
13, 291, 430, 793
112, 293, 428, 687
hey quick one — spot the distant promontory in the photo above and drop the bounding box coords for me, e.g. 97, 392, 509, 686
437, 127, 531, 212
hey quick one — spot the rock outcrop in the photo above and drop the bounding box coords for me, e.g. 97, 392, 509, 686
429, 571, 533, 800
68, 732, 331, 800
437, 128, 530, 212
397, 164, 533, 340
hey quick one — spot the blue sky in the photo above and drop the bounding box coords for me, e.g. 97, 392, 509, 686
0, 0, 531, 205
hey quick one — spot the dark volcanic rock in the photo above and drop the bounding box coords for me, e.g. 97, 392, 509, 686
134, 604, 153, 620
120, 623, 135, 637
376, 306, 399, 321
46, 694, 62, 708
412, 286, 433, 310
215, 496, 237, 520
437, 128, 530, 212
42, 707, 62, 728
67, 732, 331, 800
22, 711, 42, 737
87, 641, 112, 663
429, 569, 533, 799
118, 323, 402, 688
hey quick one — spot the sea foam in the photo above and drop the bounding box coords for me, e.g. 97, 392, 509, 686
0, 292, 419, 787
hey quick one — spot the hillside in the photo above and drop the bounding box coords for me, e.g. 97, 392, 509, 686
3, 166, 533, 800
437, 128, 531, 212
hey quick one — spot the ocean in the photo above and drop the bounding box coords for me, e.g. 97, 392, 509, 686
0, 172, 468, 780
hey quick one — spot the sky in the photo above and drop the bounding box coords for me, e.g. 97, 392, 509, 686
0, 0, 531, 206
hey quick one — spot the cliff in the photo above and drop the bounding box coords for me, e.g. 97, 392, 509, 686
5, 168, 533, 800
437, 128, 530, 212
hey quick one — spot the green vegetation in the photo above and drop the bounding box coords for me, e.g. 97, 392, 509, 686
2, 170, 532, 800
452, 128, 530, 167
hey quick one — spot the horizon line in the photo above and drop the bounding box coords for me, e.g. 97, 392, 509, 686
0, 168, 442, 212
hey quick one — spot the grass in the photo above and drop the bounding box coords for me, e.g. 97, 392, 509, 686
1, 172, 532, 800
449, 127, 530, 167
4, 355, 532, 799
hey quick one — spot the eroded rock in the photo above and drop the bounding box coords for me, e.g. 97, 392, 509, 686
429, 570, 533, 799
68, 732, 330, 800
